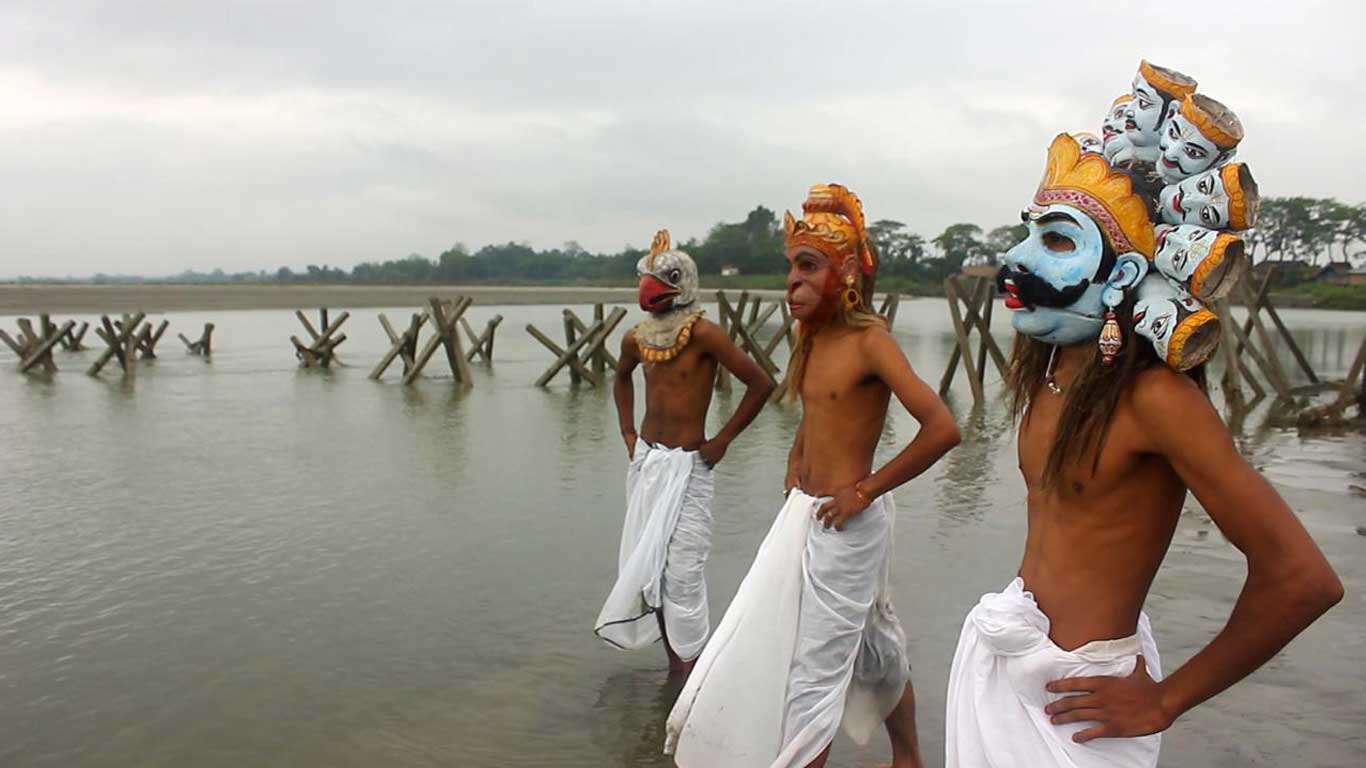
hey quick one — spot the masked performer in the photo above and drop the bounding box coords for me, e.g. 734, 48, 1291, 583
666, 185, 961, 768
596, 229, 774, 675
947, 72, 1341, 765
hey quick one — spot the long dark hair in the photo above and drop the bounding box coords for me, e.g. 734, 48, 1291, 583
1005, 292, 1207, 488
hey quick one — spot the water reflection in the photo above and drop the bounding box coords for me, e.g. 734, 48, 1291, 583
590, 668, 680, 768
0, 301, 1361, 768
932, 405, 1012, 534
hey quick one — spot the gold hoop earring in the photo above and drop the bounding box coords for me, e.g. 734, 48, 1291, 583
842, 275, 860, 310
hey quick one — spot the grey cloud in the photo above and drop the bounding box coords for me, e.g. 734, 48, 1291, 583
1, 1, 1363, 276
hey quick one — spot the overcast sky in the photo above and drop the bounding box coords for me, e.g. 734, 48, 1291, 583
2, 1, 1362, 277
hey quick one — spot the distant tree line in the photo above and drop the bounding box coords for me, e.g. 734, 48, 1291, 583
1249, 198, 1366, 266
16, 197, 1360, 286
263, 207, 1031, 288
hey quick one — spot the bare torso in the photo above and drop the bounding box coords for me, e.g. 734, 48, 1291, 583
791, 326, 891, 495
1017, 370, 1187, 651
636, 322, 719, 449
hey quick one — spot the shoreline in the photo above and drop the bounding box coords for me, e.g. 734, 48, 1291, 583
0, 281, 1357, 315
0, 284, 660, 315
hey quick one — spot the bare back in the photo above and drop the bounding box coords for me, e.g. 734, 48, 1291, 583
791, 326, 892, 495
1017, 368, 1187, 650
632, 321, 719, 449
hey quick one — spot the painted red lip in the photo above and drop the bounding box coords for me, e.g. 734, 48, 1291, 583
1002, 279, 1025, 310
1172, 190, 1186, 216
1161, 157, 1178, 169
1124, 118, 1137, 131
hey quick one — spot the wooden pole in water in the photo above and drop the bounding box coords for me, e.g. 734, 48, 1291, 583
565, 310, 618, 370
563, 310, 581, 385
592, 303, 607, 375
942, 275, 985, 404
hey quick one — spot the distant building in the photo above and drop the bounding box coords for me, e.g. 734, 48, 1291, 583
1317, 261, 1366, 286
1251, 259, 1315, 287
720, 264, 740, 277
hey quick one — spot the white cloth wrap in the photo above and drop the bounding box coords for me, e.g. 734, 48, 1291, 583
595, 440, 714, 661
945, 578, 1162, 768
665, 488, 909, 767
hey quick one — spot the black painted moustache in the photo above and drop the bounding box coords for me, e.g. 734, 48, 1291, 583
996, 266, 1091, 310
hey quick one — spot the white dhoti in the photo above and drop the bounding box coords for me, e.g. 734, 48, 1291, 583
945, 578, 1162, 768
665, 489, 909, 768
595, 440, 714, 661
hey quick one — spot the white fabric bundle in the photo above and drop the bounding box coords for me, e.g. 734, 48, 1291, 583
945, 578, 1162, 768
595, 440, 714, 660
665, 489, 909, 767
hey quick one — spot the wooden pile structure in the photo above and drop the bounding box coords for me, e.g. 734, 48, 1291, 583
1213, 268, 1366, 428
58, 321, 90, 351
528, 290, 897, 397
118, 318, 170, 359
89, 312, 147, 377
461, 312, 503, 366
526, 303, 627, 387
938, 269, 1008, 405
370, 296, 482, 386
711, 291, 787, 397
0, 315, 75, 374
178, 323, 215, 356
291, 308, 349, 368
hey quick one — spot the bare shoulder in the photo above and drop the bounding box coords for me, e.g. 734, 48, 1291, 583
1128, 365, 1210, 418
618, 326, 639, 363
691, 317, 724, 340
1125, 364, 1225, 450
856, 324, 909, 363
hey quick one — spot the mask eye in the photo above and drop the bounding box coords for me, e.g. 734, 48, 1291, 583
1198, 177, 1213, 194
1200, 207, 1218, 226
668, 269, 681, 283
1042, 231, 1075, 253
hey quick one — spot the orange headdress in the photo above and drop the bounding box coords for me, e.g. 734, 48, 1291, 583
1032, 133, 1157, 258
1180, 94, 1244, 150
1138, 60, 1198, 100
1220, 163, 1259, 230
783, 183, 877, 276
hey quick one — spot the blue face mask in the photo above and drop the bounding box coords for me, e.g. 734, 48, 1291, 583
998, 204, 1149, 345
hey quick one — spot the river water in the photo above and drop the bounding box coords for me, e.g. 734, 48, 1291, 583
1, 298, 1362, 767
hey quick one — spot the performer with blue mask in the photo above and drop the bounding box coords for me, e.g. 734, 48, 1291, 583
946, 66, 1341, 766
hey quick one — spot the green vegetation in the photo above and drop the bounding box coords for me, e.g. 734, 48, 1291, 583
1253, 197, 1366, 265
1276, 282, 1366, 311
16, 197, 1363, 312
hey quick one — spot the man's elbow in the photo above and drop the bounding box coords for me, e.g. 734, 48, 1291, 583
1309, 568, 1345, 614
1291, 560, 1344, 617
936, 417, 962, 453
744, 371, 776, 399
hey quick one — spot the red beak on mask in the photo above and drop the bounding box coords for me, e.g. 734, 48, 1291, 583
638, 275, 678, 313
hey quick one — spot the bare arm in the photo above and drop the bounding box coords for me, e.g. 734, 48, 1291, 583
786, 418, 807, 492
1047, 370, 1343, 741
695, 319, 774, 466
614, 329, 641, 457
859, 327, 962, 498
817, 327, 960, 529
1142, 373, 1342, 722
